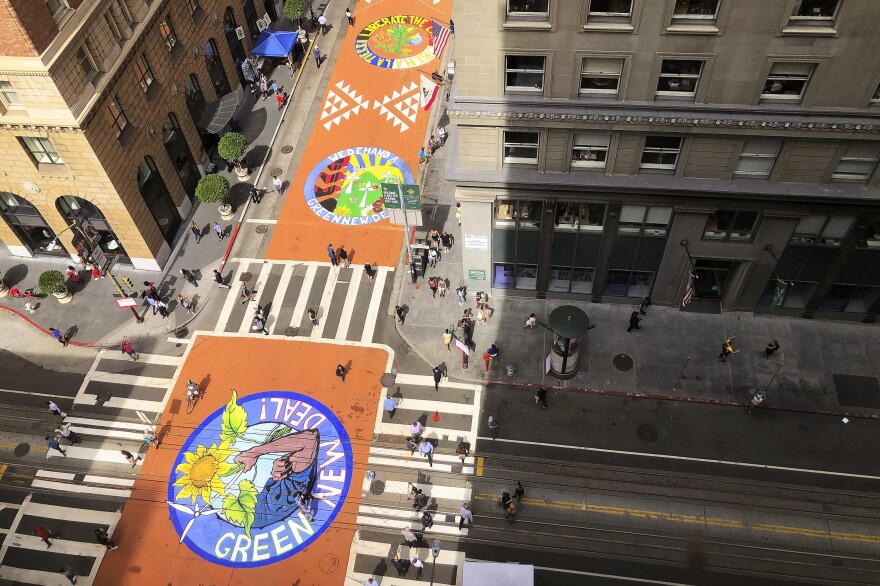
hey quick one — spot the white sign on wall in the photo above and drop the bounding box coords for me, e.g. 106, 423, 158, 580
464, 235, 489, 250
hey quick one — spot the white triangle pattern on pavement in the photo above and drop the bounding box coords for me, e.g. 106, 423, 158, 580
372, 81, 419, 133
321, 80, 370, 130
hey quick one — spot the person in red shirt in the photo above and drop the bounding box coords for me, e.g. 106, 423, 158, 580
33, 525, 60, 548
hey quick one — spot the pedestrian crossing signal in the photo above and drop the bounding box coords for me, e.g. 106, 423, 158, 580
120, 276, 133, 288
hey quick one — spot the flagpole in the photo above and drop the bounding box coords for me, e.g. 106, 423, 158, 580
680, 239, 696, 272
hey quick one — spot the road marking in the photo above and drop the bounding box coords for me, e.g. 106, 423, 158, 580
481, 437, 880, 481
361, 267, 387, 343
354, 538, 464, 565
269, 262, 296, 334
216, 262, 246, 329
23, 502, 119, 524
476, 457, 484, 477
0, 464, 6, 480
376, 479, 471, 501
310, 265, 338, 339
96, 350, 182, 365
394, 373, 481, 391
291, 263, 318, 333
75, 372, 170, 388
335, 268, 362, 341
533, 565, 692, 585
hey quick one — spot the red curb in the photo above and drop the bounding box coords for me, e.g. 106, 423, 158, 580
0, 305, 97, 347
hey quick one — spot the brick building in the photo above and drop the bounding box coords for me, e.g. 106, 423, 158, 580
0, 0, 272, 271
449, 0, 880, 322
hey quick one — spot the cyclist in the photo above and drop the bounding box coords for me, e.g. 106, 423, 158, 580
184, 379, 200, 404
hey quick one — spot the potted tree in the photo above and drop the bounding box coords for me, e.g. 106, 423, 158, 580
284, 0, 309, 28
38, 269, 72, 304
217, 131, 250, 180
195, 173, 234, 220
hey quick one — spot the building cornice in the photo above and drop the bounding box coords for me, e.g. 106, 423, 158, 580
0, 124, 80, 133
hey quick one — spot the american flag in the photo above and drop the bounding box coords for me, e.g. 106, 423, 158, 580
682, 272, 697, 307
432, 20, 451, 59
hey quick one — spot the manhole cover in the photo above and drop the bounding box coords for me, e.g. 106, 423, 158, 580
280, 145, 294, 154
319, 553, 340, 574
175, 327, 188, 338
613, 354, 634, 371
380, 373, 397, 387
270, 167, 283, 176
285, 326, 299, 337
636, 423, 659, 443
255, 224, 269, 234
370, 479, 385, 495
14, 443, 29, 457
240, 272, 253, 282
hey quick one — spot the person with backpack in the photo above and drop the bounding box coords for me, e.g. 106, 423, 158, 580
121, 337, 138, 361
719, 336, 739, 362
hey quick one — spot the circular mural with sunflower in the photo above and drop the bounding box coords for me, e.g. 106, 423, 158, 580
167, 390, 352, 567
304, 146, 414, 225
354, 15, 436, 69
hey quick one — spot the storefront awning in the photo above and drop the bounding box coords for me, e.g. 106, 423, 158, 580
196, 85, 244, 134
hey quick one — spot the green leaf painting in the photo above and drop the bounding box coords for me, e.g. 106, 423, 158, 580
222, 480, 258, 537
220, 390, 248, 446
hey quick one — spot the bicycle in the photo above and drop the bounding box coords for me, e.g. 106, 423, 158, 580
10, 287, 46, 299
184, 379, 203, 414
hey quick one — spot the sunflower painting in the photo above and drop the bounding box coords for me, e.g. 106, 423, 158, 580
172, 440, 238, 503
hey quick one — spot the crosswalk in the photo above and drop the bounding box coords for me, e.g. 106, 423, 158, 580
217, 259, 392, 342
346, 372, 482, 585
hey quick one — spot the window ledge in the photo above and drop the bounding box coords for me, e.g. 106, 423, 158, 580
191, 7, 206, 25
37, 163, 71, 176
665, 24, 719, 35
503, 20, 552, 31
781, 26, 837, 36
168, 43, 184, 63
582, 23, 634, 33
144, 81, 162, 102
118, 124, 136, 149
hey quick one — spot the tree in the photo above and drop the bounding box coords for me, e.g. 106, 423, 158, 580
283, 0, 308, 22
217, 131, 248, 170
195, 174, 230, 204
37, 270, 66, 295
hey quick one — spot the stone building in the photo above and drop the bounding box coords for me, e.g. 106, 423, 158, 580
449, 0, 880, 322
0, 0, 273, 271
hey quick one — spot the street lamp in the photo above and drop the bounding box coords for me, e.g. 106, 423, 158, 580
430, 538, 441, 586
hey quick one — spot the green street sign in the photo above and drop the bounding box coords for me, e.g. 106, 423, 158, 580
468, 269, 486, 280
381, 183, 422, 210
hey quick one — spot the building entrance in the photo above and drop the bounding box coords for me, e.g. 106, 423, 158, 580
693, 259, 738, 299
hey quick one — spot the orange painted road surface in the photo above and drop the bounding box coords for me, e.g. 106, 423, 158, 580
266, 0, 452, 267
94, 336, 389, 586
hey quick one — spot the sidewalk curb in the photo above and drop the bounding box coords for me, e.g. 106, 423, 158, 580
0, 305, 96, 347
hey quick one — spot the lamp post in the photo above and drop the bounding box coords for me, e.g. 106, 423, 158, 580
430, 538, 441, 586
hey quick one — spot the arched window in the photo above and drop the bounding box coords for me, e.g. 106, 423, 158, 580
163, 113, 200, 197
242, 0, 259, 40
0, 193, 66, 255
224, 7, 247, 85
185, 73, 206, 123
137, 156, 181, 243
262, 0, 277, 21
204, 39, 231, 98
56, 196, 128, 260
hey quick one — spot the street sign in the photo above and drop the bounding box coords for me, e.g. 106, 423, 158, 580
115, 297, 139, 308
464, 235, 488, 250
468, 269, 486, 280
381, 183, 421, 210
454, 338, 469, 355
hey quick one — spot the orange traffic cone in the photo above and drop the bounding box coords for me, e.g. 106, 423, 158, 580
433, 410, 440, 422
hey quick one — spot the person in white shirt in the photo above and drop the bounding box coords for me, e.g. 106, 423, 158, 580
524, 312, 537, 329
409, 421, 423, 440
411, 557, 425, 579
459, 501, 474, 530
364, 579, 378, 586
418, 439, 434, 467
318, 14, 328, 34
402, 526, 418, 547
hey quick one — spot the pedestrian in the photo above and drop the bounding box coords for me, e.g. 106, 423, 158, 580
46, 435, 66, 456
48, 327, 69, 347
627, 311, 641, 332
441, 232, 453, 252
252, 315, 269, 335
188, 220, 201, 243
89, 261, 103, 280
437, 125, 447, 146
336, 364, 346, 383
273, 174, 283, 194
409, 420, 423, 442
396, 305, 406, 324
719, 336, 739, 362
514, 480, 525, 502
251, 300, 265, 320
94, 527, 118, 550
456, 286, 466, 306
121, 337, 139, 360
146, 296, 159, 315
46, 401, 66, 418
418, 438, 434, 467
259, 75, 267, 100
427, 135, 438, 156
313, 45, 321, 68
438, 278, 447, 297
402, 526, 418, 547
456, 440, 469, 463
178, 294, 194, 315
143, 280, 160, 300
308, 307, 318, 326
420, 511, 433, 530
339, 246, 350, 268
483, 351, 491, 373
318, 13, 328, 34
523, 312, 537, 329
427, 247, 438, 268
121, 450, 140, 468
419, 146, 430, 164
33, 525, 60, 548
180, 268, 198, 287
56, 422, 81, 445
764, 339, 780, 360
363, 263, 375, 282
639, 296, 651, 315
488, 416, 499, 439
411, 557, 424, 579
250, 186, 261, 204
66, 265, 81, 283
213, 269, 231, 288
276, 92, 285, 110
455, 202, 462, 226
428, 276, 438, 297
214, 221, 224, 240
413, 490, 428, 512
156, 299, 169, 318
60, 566, 78, 584
459, 501, 474, 530
443, 329, 452, 352
270, 79, 277, 96
383, 394, 398, 418
365, 578, 379, 586
23, 301, 36, 314
535, 387, 547, 409
144, 429, 160, 449
345, 7, 354, 25
327, 243, 337, 266
505, 500, 517, 523
240, 283, 254, 304
432, 366, 442, 391
390, 553, 406, 577
449, 19, 455, 36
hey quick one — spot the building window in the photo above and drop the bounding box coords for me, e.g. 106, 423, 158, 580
505, 55, 545, 92
104, 12, 123, 42
761, 62, 814, 102
788, 0, 840, 27
618, 205, 672, 236
832, 143, 880, 181
45, 0, 69, 21
104, 98, 129, 138
790, 215, 852, 246
858, 217, 880, 249
133, 54, 155, 93
672, 0, 719, 19
817, 284, 880, 313
0, 192, 66, 255
580, 57, 622, 96
588, 0, 633, 16
554, 203, 605, 232
19, 136, 63, 164
655, 59, 703, 99
76, 46, 99, 83
703, 210, 759, 241
507, 0, 549, 18
734, 138, 781, 177
604, 270, 653, 298
495, 200, 543, 229
159, 17, 178, 52
503, 131, 540, 165
571, 133, 610, 169
0, 81, 23, 108
185, 0, 201, 15
640, 136, 682, 170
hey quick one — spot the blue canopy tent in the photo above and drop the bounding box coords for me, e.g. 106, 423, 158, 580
250, 30, 304, 77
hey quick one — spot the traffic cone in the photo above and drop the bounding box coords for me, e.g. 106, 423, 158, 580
433, 410, 439, 422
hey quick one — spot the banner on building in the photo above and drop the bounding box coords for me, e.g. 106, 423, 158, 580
770, 279, 788, 312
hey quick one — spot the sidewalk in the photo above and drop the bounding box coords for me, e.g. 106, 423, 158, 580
397, 123, 880, 418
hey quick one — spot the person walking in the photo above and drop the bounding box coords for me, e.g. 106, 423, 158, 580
252, 315, 269, 335
121, 450, 140, 468
155, 299, 169, 318
438, 278, 447, 297
144, 429, 160, 449
48, 328, 69, 347
442, 329, 453, 352
455, 202, 462, 226
46, 435, 66, 456
438, 125, 447, 146
505, 500, 517, 524
345, 7, 354, 25
180, 268, 198, 287
432, 366, 442, 391
456, 286, 466, 306
456, 440, 469, 463
317, 13, 328, 34
764, 339, 780, 360
390, 553, 407, 577
308, 307, 318, 326
363, 263, 375, 282
214, 221, 224, 240
428, 276, 438, 297
120, 337, 138, 360
395, 305, 405, 324
60, 566, 78, 584
488, 416, 499, 439
535, 387, 547, 409
327, 244, 338, 266
313, 45, 322, 68
273, 174, 283, 194
627, 311, 641, 332
66, 265, 81, 283
177, 294, 195, 315
336, 364, 347, 383
524, 313, 537, 329
240, 283, 254, 304
418, 438, 434, 467
402, 526, 418, 547
34, 525, 60, 548
339, 246, 350, 268
719, 336, 739, 362
213, 269, 231, 289
514, 480, 525, 502
459, 501, 474, 530
383, 395, 398, 418
411, 556, 425, 579
46, 400, 66, 418
56, 422, 81, 445
409, 420, 423, 443
189, 221, 201, 243
95, 527, 118, 550
413, 490, 428, 512
427, 247, 438, 268
364, 579, 378, 586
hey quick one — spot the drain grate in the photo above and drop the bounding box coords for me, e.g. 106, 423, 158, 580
613, 353, 634, 372
285, 326, 299, 337
255, 224, 269, 234
370, 479, 386, 495
270, 167, 283, 176
280, 145, 294, 154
